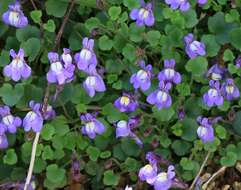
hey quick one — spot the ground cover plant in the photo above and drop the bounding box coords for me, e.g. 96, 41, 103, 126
0, 0, 241, 189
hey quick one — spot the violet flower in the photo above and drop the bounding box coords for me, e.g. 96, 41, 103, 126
206, 64, 226, 81
114, 93, 138, 112
184, 33, 206, 59
115, 116, 142, 147
61, 48, 75, 83
23, 101, 43, 132
197, 116, 215, 143
130, 60, 152, 91
154, 165, 175, 190
147, 81, 172, 110
47, 51, 75, 85
158, 59, 181, 84
235, 55, 241, 68
2, 1, 28, 28
3, 49, 31, 82
80, 113, 105, 139
74, 37, 97, 73
197, 0, 207, 6
139, 164, 158, 185
83, 74, 106, 97
130, 0, 155, 27
0, 127, 8, 149
0, 106, 21, 133
221, 78, 240, 101
203, 80, 224, 107
165, 0, 190, 12
43, 104, 56, 120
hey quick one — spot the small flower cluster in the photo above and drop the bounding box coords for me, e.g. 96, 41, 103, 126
139, 152, 175, 190
0, 102, 55, 149
75, 38, 106, 97
165, 0, 207, 12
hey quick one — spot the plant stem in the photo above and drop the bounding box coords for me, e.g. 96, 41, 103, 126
188, 150, 211, 190
23, 1, 75, 189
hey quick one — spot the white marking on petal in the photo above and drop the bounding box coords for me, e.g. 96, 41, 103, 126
208, 89, 218, 97
156, 172, 168, 182
62, 54, 72, 63
190, 41, 201, 52
80, 49, 92, 61
197, 126, 207, 137
157, 91, 168, 102
26, 111, 37, 122
117, 120, 127, 128
85, 76, 96, 87
9, 11, 20, 26
12, 58, 24, 69
164, 68, 175, 79
85, 122, 95, 132
139, 8, 149, 19
120, 96, 130, 106
2, 115, 14, 125
211, 73, 222, 80
226, 85, 234, 94
137, 70, 148, 81
51, 62, 63, 74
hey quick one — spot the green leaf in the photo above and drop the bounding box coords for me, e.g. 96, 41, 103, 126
121, 139, 141, 157
201, 35, 220, 57
41, 124, 55, 141
225, 9, 240, 23
16, 26, 40, 42
0, 50, 10, 67
122, 44, 136, 62
185, 57, 208, 76
182, 10, 198, 28
123, 0, 140, 10
3, 149, 17, 165
42, 145, 54, 160
30, 10, 42, 24
98, 35, 113, 51
152, 107, 175, 122
45, 0, 68, 17
46, 164, 66, 183
229, 28, 241, 51
124, 157, 139, 172
180, 157, 194, 170
51, 116, 69, 136
0, 84, 24, 106
43, 19, 56, 32
232, 111, 241, 135
146, 30, 161, 46
108, 6, 121, 20
21, 38, 41, 61
176, 83, 191, 96
100, 151, 112, 159
220, 152, 237, 166
34, 157, 47, 173
101, 103, 127, 123
223, 49, 234, 62
172, 140, 192, 156
103, 170, 120, 186
86, 146, 101, 161
84, 17, 101, 32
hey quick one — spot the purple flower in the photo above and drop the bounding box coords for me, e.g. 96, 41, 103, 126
74, 38, 97, 73
130, 60, 152, 91
203, 80, 224, 107
154, 165, 175, 190
115, 116, 142, 147
43, 105, 56, 120
3, 49, 31, 82
184, 33, 206, 59
158, 59, 181, 84
177, 107, 185, 120
0, 133, 8, 149
165, 0, 190, 12
130, 0, 155, 27
23, 101, 43, 132
235, 55, 241, 68
147, 81, 172, 110
206, 64, 226, 81
83, 74, 106, 97
221, 78, 240, 101
0, 106, 21, 133
197, 116, 215, 143
139, 164, 158, 185
47, 51, 75, 85
61, 48, 75, 83
2, 1, 28, 28
114, 93, 138, 112
80, 113, 105, 139
197, 0, 207, 6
